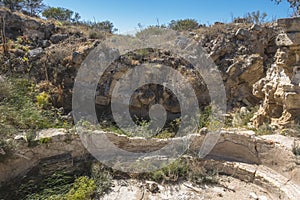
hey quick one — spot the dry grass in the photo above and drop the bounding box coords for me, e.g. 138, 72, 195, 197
194, 23, 251, 37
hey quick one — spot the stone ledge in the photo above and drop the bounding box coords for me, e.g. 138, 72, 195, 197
1, 128, 297, 188
277, 17, 300, 32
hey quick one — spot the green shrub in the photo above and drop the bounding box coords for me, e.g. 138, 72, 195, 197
148, 158, 219, 185
199, 106, 212, 128
88, 31, 105, 39
39, 137, 52, 144
150, 159, 189, 183
169, 19, 199, 31
36, 92, 51, 109
155, 131, 176, 139
65, 176, 96, 200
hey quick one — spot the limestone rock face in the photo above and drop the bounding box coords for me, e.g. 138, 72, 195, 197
195, 22, 278, 109
252, 17, 300, 128
1, 129, 299, 199
94, 23, 278, 119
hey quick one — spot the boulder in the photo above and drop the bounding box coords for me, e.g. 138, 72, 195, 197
44, 23, 56, 39
251, 24, 262, 32
28, 47, 44, 58
239, 54, 264, 85
15, 49, 26, 57
276, 33, 300, 46
235, 28, 250, 40
50, 34, 69, 44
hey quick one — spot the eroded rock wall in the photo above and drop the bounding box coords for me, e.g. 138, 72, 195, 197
252, 18, 300, 128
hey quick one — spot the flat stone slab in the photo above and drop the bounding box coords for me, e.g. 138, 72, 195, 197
277, 17, 300, 32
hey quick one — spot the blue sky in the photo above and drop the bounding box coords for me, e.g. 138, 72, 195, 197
43, 0, 292, 34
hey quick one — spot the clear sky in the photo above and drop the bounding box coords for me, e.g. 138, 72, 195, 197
43, 0, 292, 34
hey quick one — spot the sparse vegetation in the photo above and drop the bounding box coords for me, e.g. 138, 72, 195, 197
0, 78, 11, 100
88, 30, 106, 39
255, 123, 273, 135
231, 106, 258, 128
150, 159, 189, 183
135, 158, 220, 185
0, 78, 71, 139
91, 163, 113, 197
136, 25, 166, 38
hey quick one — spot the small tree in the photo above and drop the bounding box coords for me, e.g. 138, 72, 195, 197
272, 0, 300, 16
42, 7, 74, 21
22, 0, 44, 16
244, 11, 268, 24
72, 12, 81, 23
169, 19, 199, 31
93, 20, 117, 33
